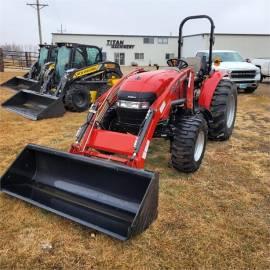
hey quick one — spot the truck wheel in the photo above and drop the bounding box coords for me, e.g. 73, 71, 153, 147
64, 85, 90, 112
171, 114, 207, 173
208, 80, 237, 141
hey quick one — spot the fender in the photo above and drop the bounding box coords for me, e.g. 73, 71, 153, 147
198, 71, 225, 110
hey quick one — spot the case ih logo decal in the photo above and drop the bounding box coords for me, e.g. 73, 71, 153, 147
107, 40, 135, 49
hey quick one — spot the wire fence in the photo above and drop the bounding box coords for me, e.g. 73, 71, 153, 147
1, 49, 38, 70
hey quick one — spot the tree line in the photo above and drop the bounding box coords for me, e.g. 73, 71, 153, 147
0, 43, 39, 52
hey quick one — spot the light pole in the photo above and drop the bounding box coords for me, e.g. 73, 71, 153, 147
27, 0, 48, 44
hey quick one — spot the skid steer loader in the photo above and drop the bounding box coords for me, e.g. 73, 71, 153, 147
2, 43, 122, 120
0, 16, 237, 240
1, 44, 58, 91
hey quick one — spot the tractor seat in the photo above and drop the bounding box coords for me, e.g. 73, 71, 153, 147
160, 57, 202, 74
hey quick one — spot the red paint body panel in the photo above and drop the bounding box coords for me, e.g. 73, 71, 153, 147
119, 70, 177, 96
198, 71, 224, 110
86, 129, 136, 155
70, 67, 202, 169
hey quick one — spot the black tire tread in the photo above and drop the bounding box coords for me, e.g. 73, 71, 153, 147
171, 114, 207, 173
64, 85, 90, 112
208, 80, 237, 141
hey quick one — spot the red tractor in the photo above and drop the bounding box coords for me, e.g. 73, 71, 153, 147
71, 15, 237, 172
0, 15, 237, 240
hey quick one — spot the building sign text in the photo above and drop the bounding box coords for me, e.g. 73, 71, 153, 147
107, 40, 135, 49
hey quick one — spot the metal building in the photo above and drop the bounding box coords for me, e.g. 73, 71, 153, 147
52, 32, 270, 66
182, 33, 270, 59
52, 33, 178, 66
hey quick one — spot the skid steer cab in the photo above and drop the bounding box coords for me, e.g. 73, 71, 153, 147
2, 43, 123, 120
1, 44, 58, 91
1, 15, 237, 240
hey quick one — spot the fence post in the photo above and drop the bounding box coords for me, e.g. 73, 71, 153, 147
25, 52, 29, 67
29, 52, 32, 67
0, 48, 4, 72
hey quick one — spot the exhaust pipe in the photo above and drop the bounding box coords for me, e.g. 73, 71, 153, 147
0, 144, 158, 240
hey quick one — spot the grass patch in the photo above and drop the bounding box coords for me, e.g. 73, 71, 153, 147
0, 71, 269, 269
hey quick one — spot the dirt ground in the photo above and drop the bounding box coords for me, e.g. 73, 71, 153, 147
0, 70, 269, 269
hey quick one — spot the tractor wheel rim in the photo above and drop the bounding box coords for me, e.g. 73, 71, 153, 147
194, 130, 205, 162
226, 93, 235, 128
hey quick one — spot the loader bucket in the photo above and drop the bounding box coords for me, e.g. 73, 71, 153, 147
0, 144, 158, 240
1, 76, 40, 91
2, 90, 65, 120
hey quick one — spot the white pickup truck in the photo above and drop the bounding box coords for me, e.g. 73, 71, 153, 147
196, 50, 261, 93
251, 58, 270, 82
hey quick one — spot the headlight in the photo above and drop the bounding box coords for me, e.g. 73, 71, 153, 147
116, 100, 150, 109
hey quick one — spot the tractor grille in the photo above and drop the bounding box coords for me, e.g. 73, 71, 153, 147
230, 70, 256, 79
116, 108, 147, 125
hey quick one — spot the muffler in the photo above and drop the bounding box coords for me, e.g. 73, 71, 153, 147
0, 144, 158, 240
1, 76, 40, 91
1, 90, 65, 120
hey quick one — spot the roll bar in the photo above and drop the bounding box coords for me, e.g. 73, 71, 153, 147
178, 15, 215, 75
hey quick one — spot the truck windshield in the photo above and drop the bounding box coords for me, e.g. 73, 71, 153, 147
212, 52, 244, 62
55, 46, 71, 82
38, 47, 49, 66
197, 51, 245, 62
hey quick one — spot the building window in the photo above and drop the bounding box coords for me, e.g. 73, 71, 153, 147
158, 37, 168, 44
143, 37, 154, 44
135, 53, 144, 60
114, 52, 125, 65
102, 52, 107, 61
165, 53, 175, 60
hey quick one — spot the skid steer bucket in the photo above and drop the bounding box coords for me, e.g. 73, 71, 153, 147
2, 90, 65, 120
1, 76, 40, 91
0, 144, 158, 240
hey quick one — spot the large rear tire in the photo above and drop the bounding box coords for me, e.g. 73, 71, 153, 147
171, 114, 208, 173
208, 80, 237, 141
64, 85, 90, 112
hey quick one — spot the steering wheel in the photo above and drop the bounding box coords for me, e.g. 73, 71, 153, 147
167, 58, 188, 69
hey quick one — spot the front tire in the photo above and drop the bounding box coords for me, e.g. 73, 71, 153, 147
208, 80, 237, 141
64, 85, 90, 112
171, 114, 208, 173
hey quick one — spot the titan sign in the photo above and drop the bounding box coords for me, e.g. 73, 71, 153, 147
107, 40, 135, 49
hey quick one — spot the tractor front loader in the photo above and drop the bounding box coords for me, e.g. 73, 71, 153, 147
0, 16, 237, 240
2, 43, 122, 120
1, 44, 57, 91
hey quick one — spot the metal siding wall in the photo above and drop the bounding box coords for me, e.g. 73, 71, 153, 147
182, 34, 270, 59
52, 33, 270, 64
52, 34, 178, 66
212, 35, 270, 59
181, 35, 205, 57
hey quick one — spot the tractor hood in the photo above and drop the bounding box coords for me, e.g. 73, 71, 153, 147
118, 70, 177, 98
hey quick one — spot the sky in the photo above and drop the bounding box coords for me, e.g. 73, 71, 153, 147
0, 0, 269, 46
